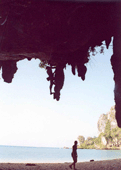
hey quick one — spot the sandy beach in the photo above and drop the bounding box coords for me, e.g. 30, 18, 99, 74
0, 159, 121, 170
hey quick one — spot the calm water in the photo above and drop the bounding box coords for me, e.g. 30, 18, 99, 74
0, 145, 121, 163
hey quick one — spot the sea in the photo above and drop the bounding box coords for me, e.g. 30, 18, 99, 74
0, 145, 121, 163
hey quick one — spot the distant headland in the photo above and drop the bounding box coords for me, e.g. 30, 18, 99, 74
77, 106, 121, 150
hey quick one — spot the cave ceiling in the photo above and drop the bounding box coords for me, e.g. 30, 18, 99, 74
0, 0, 121, 127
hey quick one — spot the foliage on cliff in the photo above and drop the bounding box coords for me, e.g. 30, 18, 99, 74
78, 106, 121, 149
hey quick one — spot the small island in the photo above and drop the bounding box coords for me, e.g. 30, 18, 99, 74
63, 147, 70, 149
78, 106, 121, 150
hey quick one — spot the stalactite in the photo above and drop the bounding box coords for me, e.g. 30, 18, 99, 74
0, 60, 18, 83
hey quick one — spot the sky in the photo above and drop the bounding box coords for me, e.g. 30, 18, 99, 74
0, 41, 115, 148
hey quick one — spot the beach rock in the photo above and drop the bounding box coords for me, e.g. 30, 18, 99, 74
26, 163, 36, 166
90, 160, 94, 162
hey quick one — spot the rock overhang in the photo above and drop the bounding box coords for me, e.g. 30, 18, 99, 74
0, 0, 121, 127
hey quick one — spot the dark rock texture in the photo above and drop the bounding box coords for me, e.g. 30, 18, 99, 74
0, 0, 121, 126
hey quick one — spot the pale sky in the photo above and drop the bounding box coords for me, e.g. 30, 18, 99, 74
0, 41, 115, 148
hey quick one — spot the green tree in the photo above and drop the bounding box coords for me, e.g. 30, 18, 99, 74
78, 135, 85, 146
111, 127, 121, 144
39, 60, 48, 68
86, 137, 94, 145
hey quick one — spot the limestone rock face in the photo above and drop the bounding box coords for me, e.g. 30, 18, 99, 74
108, 106, 117, 130
101, 136, 107, 146
97, 114, 108, 134
97, 106, 117, 134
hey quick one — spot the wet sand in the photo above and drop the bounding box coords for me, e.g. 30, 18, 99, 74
0, 159, 121, 170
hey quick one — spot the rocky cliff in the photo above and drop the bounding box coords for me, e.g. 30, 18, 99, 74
97, 106, 117, 134
79, 106, 120, 149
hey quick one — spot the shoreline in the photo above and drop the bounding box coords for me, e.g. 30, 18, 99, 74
0, 159, 121, 170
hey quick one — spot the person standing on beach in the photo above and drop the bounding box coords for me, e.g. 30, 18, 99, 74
69, 141, 78, 170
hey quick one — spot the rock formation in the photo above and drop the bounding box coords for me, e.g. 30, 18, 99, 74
97, 106, 117, 135
97, 114, 108, 135
0, 0, 121, 126
97, 106, 121, 148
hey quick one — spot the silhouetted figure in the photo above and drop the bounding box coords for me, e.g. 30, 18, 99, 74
69, 141, 78, 170
53, 64, 65, 101
46, 66, 55, 94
